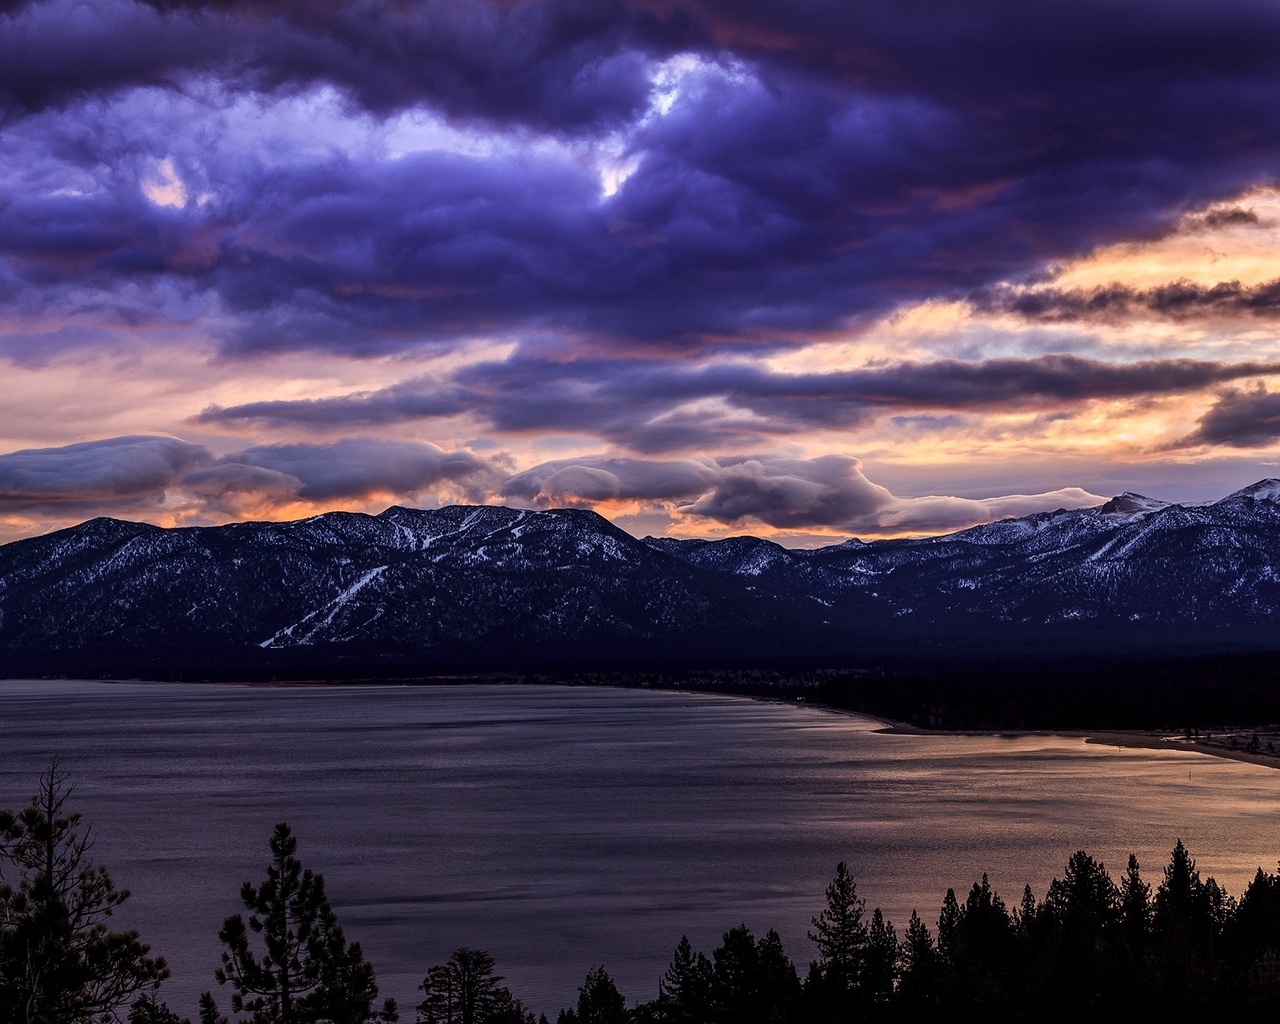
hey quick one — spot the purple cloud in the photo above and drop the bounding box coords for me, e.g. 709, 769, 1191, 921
196, 353, 1280, 452
1178, 386, 1280, 448
685, 455, 894, 529
0, 435, 210, 503
1, 0, 656, 130
4, 1, 1280, 356
974, 278, 1280, 324
502, 451, 894, 528
500, 451, 1104, 534
503, 457, 719, 503
0, 436, 499, 518
211, 439, 499, 501
497, 452, 897, 528
0, 434, 1115, 538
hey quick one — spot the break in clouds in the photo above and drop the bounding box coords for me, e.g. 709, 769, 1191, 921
0, 435, 1105, 539
6, 1, 1280, 538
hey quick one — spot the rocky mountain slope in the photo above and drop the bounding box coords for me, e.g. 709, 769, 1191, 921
4, 482, 1280, 672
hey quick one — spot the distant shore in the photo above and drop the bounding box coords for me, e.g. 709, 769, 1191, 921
866, 713, 1280, 771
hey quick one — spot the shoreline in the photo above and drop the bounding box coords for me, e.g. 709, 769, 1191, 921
744, 694, 1280, 771
867, 713, 1280, 771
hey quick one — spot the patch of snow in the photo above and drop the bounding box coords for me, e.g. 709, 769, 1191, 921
259, 566, 387, 647
1096, 492, 1169, 517
1223, 479, 1280, 503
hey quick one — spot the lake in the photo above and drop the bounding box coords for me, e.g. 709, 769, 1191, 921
0, 680, 1277, 1017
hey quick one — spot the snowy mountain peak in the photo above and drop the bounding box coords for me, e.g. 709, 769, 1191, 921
1222, 479, 1280, 503
6, 483, 1280, 669
1095, 492, 1169, 516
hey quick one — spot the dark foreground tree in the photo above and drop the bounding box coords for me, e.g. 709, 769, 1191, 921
557, 966, 627, 1024
650, 936, 711, 1022
809, 862, 867, 990
202, 822, 397, 1024
0, 761, 169, 1024
806, 861, 868, 1021
415, 947, 536, 1024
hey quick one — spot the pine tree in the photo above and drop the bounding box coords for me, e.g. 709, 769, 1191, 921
1014, 885, 1038, 938
709, 925, 758, 1023
656, 937, 711, 1022
863, 909, 898, 1007
1155, 839, 1202, 925
1152, 839, 1216, 1006
754, 929, 800, 1024
896, 911, 937, 1008
557, 967, 627, 1024
935, 889, 961, 965
1044, 851, 1120, 935
808, 861, 868, 992
416, 948, 523, 1024
0, 761, 169, 1024
203, 822, 397, 1024
1119, 854, 1150, 948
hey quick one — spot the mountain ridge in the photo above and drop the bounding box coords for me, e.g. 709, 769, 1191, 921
4, 482, 1280, 674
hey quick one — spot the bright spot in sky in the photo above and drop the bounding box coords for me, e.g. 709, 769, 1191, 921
142, 158, 187, 209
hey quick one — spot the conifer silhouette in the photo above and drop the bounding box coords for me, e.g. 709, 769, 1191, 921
203, 823, 396, 1024
0, 761, 168, 1024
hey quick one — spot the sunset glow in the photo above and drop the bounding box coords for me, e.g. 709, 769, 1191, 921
5, 1, 1280, 544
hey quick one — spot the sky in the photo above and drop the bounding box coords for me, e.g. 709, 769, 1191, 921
5, 0, 1280, 546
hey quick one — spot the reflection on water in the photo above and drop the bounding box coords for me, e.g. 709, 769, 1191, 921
0, 680, 1276, 1016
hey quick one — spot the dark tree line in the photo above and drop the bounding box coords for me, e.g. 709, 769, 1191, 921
9, 766, 1280, 1022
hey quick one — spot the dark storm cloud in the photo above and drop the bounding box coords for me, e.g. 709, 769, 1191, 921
211, 439, 499, 500
685, 455, 894, 529
1178, 387, 1280, 448
5, 1, 1280, 353
0, 435, 210, 502
1182, 206, 1261, 232
502, 456, 718, 502
192, 382, 474, 430
0, 0, 656, 130
501, 452, 893, 529
0, 435, 1104, 537
0, 435, 500, 517
975, 279, 1280, 324
197, 354, 1280, 451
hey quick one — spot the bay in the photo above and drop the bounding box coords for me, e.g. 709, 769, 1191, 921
0, 680, 1277, 1017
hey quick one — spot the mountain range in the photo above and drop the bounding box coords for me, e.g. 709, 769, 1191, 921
4, 481, 1280, 676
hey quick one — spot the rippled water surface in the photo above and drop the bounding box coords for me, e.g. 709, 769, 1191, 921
1, 680, 1277, 1016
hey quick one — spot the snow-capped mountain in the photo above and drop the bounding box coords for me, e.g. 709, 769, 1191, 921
4, 482, 1280, 673
0, 505, 779, 657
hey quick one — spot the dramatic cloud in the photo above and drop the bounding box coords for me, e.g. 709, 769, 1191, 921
1178, 387, 1280, 449
210, 439, 498, 501
0, 435, 210, 503
975, 278, 1280, 324
500, 451, 1106, 536
7, 2, 1280, 541
196, 354, 1280, 452
5, 0, 1280, 357
1, 0, 657, 130
0, 435, 499, 534
504, 457, 719, 503
0, 435, 1110, 541
867, 488, 1108, 536
684, 455, 894, 529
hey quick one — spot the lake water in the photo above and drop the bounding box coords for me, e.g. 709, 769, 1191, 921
0, 680, 1278, 1017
